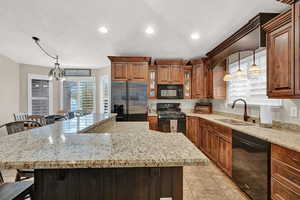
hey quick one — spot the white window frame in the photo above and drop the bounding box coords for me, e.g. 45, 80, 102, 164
28, 74, 53, 115
226, 50, 282, 107
60, 76, 96, 113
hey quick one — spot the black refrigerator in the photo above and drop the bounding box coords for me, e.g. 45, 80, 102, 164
111, 81, 148, 121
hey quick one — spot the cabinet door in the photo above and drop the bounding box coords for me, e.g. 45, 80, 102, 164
157, 66, 170, 84
295, 1, 300, 95
128, 63, 148, 82
213, 67, 226, 99
170, 65, 183, 84
184, 69, 192, 99
210, 131, 219, 162
192, 64, 206, 98
187, 117, 199, 145
148, 116, 158, 130
206, 67, 213, 98
267, 22, 294, 97
148, 70, 157, 98
218, 137, 232, 177
112, 63, 128, 81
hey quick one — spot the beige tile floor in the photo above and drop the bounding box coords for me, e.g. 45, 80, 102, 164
2, 163, 247, 200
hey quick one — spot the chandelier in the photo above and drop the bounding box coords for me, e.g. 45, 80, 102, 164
32, 36, 64, 81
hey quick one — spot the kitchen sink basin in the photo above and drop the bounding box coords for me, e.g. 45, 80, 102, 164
215, 119, 255, 126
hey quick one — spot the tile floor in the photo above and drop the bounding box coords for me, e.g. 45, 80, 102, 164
2, 163, 247, 200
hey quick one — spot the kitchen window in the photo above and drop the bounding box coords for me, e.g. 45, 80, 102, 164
28, 74, 53, 115
228, 50, 281, 106
61, 77, 96, 113
100, 75, 110, 114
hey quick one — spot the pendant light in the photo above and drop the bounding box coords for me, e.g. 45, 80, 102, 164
234, 52, 247, 79
223, 58, 232, 82
248, 50, 261, 77
32, 36, 65, 81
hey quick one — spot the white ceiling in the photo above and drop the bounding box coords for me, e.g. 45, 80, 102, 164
0, 0, 288, 68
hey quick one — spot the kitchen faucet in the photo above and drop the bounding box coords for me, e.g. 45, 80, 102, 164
232, 99, 250, 122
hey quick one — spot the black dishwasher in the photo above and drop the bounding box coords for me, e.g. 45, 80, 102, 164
233, 131, 271, 200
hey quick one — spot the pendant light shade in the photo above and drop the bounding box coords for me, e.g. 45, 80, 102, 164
223, 58, 232, 82
33, 36, 65, 81
248, 50, 261, 77
234, 52, 247, 79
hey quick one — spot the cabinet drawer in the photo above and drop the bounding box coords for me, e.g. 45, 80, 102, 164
272, 145, 300, 171
272, 159, 300, 195
272, 178, 300, 200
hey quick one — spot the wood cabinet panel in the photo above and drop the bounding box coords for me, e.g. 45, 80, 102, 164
157, 65, 170, 84
112, 63, 128, 81
170, 65, 184, 84
183, 68, 192, 99
210, 131, 219, 162
272, 144, 300, 170
272, 177, 300, 200
186, 116, 199, 145
268, 22, 294, 96
218, 137, 232, 177
128, 63, 148, 82
192, 63, 206, 98
148, 116, 158, 131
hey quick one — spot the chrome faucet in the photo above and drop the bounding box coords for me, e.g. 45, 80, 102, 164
232, 99, 250, 122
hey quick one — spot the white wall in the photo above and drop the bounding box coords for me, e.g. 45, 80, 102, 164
0, 55, 20, 124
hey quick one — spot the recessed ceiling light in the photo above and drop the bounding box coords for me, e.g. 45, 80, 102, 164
190, 32, 200, 40
98, 26, 108, 34
145, 26, 155, 35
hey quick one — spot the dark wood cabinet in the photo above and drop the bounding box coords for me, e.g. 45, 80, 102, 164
108, 57, 151, 82
271, 144, 300, 200
263, 9, 300, 98
155, 60, 184, 85
148, 116, 158, 131
187, 117, 232, 177
191, 58, 213, 99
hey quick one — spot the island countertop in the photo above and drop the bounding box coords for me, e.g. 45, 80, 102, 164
0, 114, 208, 169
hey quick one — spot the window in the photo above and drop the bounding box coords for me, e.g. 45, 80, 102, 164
28, 74, 53, 115
61, 77, 96, 113
228, 50, 281, 106
100, 75, 110, 114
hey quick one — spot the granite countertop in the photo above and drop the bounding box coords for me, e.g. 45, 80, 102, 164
0, 114, 207, 169
186, 113, 300, 153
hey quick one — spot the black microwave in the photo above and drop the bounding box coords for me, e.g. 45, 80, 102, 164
157, 85, 183, 99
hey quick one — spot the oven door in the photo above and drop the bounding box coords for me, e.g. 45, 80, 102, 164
157, 85, 183, 99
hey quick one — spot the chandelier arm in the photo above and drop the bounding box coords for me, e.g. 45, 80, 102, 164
33, 37, 58, 60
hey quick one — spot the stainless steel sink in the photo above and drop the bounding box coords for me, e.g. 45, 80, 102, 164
215, 119, 255, 126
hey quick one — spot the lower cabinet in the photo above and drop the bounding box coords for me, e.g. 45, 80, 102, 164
271, 144, 300, 200
148, 116, 158, 131
186, 116, 232, 177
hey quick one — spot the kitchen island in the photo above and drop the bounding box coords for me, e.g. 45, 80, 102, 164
0, 114, 208, 200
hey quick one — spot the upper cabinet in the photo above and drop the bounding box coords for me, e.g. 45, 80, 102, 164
184, 66, 193, 99
155, 60, 184, 85
148, 65, 157, 99
213, 61, 227, 99
191, 58, 213, 99
108, 56, 151, 82
263, 9, 300, 98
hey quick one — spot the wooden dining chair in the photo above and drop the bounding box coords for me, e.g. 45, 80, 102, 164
0, 121, 41, 182
0, 171, 34, 200
13, 113, 29, 122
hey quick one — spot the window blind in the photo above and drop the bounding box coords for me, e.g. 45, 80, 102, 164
228, 50, 281, 106
63, 78, 96, 113
31, 79, 50, 115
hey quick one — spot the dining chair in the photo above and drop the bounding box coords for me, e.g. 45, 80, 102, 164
13, 113, 29, 122
0, 121, 41, 182
0, 171, 34, 200
27, 115, 47, 126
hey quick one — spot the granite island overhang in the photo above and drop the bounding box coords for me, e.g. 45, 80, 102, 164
0, 114, 208, 200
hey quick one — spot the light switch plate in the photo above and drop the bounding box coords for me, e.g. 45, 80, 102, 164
160, 198, 172, 200
290, 107, 298, 118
